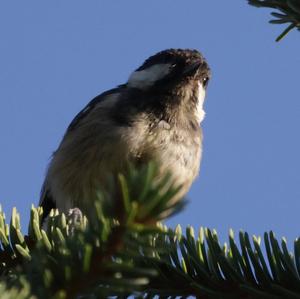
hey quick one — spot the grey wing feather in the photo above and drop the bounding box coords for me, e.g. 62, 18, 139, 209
66, 84, 126, 132
39, 84, 126, 223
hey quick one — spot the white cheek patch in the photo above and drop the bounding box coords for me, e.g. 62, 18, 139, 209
196, 82, 206, 123
128, 63, 171, 89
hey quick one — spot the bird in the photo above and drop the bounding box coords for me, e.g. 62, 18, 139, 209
39, 48, 211, 224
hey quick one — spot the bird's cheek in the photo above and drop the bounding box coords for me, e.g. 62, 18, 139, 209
196, 83, 206, 123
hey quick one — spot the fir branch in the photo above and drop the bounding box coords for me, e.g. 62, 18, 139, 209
140, 227, 300, 298
0, 278, 36, 299
248, 0, 300, 41
0, 163, 184, 298
1, 163, 300, 298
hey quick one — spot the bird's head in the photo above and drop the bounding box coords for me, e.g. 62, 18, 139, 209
127, 48, 211, 123
128, 48, 210, 92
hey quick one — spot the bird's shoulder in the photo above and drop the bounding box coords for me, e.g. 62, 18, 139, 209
66, 84, 126, 132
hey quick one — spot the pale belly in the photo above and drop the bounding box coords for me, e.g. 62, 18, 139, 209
147, 129, 202, 203
48, 122, 202, 215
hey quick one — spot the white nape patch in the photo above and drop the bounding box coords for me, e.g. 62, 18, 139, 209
196, 82, 206, 123
127, 63, 171, 89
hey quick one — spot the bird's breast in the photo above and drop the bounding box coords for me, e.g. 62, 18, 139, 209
137, 120, 203, 197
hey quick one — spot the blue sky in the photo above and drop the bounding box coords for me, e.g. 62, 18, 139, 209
0, 1, 299, 245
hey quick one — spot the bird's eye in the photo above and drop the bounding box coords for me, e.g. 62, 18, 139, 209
203, 77, 209, 87
170, 63, 177, 69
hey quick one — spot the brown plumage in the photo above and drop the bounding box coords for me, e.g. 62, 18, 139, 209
40, 48, 211, 223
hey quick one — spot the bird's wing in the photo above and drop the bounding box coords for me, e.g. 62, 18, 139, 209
39, 84, 126, 223
39, 181, 56, 224
66, 84, 126, 132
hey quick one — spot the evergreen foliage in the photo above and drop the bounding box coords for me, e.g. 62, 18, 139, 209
248, 0, 300, 41
0, 163, 300, 298
1, 3, 299, 297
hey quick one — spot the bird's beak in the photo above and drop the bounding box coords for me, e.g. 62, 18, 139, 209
183, 61, 202, 76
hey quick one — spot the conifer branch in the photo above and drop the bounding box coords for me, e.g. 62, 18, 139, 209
248, 0, 300, 41
0, 163, 299, 298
